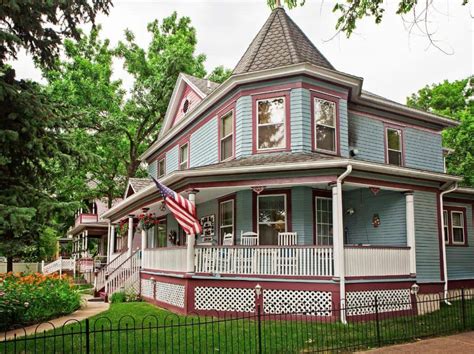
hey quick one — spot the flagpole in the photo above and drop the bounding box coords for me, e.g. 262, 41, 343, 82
186, 189, 199, 274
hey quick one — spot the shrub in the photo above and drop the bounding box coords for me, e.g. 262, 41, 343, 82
110, 291, 126, 303
0, 272, 81, 330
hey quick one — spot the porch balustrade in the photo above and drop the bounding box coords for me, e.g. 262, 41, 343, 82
142, 247, 188, 272
74, 213, 98, 227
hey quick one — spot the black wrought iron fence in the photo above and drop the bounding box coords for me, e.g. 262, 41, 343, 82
1, 290, 474, 353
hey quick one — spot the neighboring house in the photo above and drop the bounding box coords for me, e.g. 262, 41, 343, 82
96, 8, 473, 319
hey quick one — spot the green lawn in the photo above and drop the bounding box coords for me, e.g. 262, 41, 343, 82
2, 299, 473, 353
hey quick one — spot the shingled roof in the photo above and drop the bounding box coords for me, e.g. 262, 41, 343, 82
233, 7, 334, 74
182, 73, 219, 95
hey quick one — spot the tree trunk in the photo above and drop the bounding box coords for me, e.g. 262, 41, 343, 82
127, 158, 141, 178
6, 256, 13, 273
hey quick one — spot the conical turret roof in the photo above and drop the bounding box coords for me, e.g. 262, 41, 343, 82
233, 7, 334, 74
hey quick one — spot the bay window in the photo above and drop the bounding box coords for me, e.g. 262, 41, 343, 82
314, 98, 337, 152
179, 143, 189, 170
220, 111, 233, 161
256, 97, 286, 151
257, 194, 287, 245
386, 128, 403, 166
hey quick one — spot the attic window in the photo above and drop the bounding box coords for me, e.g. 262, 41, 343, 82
182, 99, 190, 114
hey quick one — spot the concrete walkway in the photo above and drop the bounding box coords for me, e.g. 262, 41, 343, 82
1, 296, 109, 341
365, 331, 474, 353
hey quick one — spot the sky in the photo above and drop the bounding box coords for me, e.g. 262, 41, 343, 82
12, 0, 473, 103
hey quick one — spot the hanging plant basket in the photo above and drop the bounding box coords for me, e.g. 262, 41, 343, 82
138, 212, 160, 231
117, 219, 129, 237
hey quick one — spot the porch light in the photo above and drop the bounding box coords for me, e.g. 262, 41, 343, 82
345, 208, 355, 215
255, 284, 262, 299
410, 283, 420, 295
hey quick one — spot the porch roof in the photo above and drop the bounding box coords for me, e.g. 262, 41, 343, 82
101, 155, 462, 221
68, 222, 108, 237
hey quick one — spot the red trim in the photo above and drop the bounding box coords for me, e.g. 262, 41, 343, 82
217, 193, 236, 245
252, 189, 292, 240
310, 91, 341, 156
443, 205, 469, 246
252, 91, 291, 154
384, 124, 405, 167
217, 106, 236, 162
345, 176, 438, 193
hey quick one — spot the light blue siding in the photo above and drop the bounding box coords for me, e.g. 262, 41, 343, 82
235, 96, 252, 158
343, 190, 406, 245
196, 199, 218, 244
190, 117, 218, 168
290, 88, 311, 152
405, 128, 444, 172
147, 160, 157, 179
414, 191, 441, 283
348, 112, 385, 163
291, 186, 313, 244
339, 99, 349, 157
235, 190, 253, 244
166, 145, 179, 174
445, 202, 474, 280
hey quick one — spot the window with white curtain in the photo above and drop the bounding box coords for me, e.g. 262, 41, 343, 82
256, 97, 286, 150
314, 98, 336, 152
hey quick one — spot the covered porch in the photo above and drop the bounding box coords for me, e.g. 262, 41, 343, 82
133, 175, 416, 280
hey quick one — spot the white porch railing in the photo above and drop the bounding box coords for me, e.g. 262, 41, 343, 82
95, 251, 128, 292
74, 213, 98, 227
344, 246, 411, 277
42, 257, 75, 275
142, 247, 188, 272
106, 250, 141, 296
194, 246, 334, 277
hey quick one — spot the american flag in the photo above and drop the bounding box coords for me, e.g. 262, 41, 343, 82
151, 177, 202, 235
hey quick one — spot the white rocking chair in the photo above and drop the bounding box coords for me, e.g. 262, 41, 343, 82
222, 233, 234, 246
277, 232, 298, 275
278, 232, 298, 246
240, 231, 259, 246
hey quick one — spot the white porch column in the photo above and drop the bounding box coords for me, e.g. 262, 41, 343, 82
141, 208, 149, 254
110, 224, 116, 260
405, 192, 416, 276
331, 185, 342, 278
85, 230, 88, 257
127, 215, 134, 258
186, 190, 198, 273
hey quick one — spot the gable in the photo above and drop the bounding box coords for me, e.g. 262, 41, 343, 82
171, 84, 203, 127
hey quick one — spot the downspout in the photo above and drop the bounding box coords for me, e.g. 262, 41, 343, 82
439, 181, 458, 304
337, 165, 352, 324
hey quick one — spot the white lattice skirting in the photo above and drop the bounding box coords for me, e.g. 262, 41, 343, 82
346, 289, 412, 316
194, 287, 255, 313
263, 289, 332, 316
140, 279, 186, 308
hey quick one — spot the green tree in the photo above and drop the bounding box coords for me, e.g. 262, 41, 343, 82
267, 1, 470, 42
0, 1, 112, 271
407, 77, 474, 186
115, 12, 208, 177
208, 66, 232, 84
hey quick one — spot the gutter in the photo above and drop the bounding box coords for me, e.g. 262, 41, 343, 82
439, 182, 458, 304
336, 165, 352, 324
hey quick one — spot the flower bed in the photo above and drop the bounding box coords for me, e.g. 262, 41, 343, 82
0, 272, 81, 330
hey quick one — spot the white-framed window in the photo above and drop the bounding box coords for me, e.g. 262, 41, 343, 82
219, 199, 234, 243
220, 111, 233, 161
314, 98, 337, 153
386, 128, 403, 166
315, 197, 333, 245
146, 220, 167, 248
451, 211, 465, 244
443, 210, 449, 243
158, 158, 165, 178
257, 194, 287, 245
179, 143, 189, 170
256, 97, 286, 151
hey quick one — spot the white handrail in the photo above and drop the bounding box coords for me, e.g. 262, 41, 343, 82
105, 250, 141, 296
95, 251, 128, 292
42, 257, 75, 275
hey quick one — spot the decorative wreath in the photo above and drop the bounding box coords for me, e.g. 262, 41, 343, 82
168, 230, 179, 246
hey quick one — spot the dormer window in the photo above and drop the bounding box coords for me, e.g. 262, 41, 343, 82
386, 127, 403, 166
179, 143, 189, 170
314, 98, 337, 153
256, 97, 286, 151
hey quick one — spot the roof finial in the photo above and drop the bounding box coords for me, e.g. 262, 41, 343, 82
275, 0, 282, 8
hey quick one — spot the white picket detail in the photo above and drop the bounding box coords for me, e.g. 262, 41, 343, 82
106, 250, 141, 296
194, 246, 334, 277
95, 251, 128, 292
42, 257, 75, 275
345, 247, 411, 277
142, 247, 187, 272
